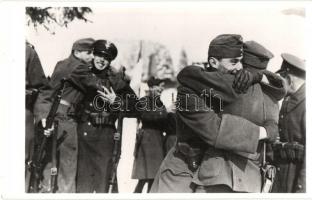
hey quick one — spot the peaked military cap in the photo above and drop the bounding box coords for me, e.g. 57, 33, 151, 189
243, 40, 274, 69
93, 40, 118, 61
208, 34, 243, 58
72, 38, 95, 51
276, 53, 305, 77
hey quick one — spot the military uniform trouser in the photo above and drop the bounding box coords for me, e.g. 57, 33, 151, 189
76, 123, 115, 193
25, 109, 35, 192
41, 116, 78, 193
150, 147, 194, 193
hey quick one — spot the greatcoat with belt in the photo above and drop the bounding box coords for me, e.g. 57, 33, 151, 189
131, 94, 168, 180
68, 63, 137, 193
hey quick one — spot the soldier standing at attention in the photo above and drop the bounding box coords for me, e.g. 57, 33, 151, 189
272, 53, 306, 193
25, 41, 50, 192
37, 38, 95, 193
131, 77, 167, 193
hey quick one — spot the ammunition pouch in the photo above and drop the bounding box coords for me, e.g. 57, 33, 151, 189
88, 112, 115, 127
141, 109, 167, 122
26, 89, 39, 110
272, 142, 304, 163
175, 142, 205, 172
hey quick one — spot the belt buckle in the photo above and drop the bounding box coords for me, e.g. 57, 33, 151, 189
60, 99, 71, 106
51, 167, 57, 175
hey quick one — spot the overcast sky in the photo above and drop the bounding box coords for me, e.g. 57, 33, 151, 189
26, 2, 307, 76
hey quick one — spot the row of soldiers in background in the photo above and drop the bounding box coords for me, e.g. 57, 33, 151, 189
25, 33, 305, 193
25, 38, 177, 193
150, 34, 306, 193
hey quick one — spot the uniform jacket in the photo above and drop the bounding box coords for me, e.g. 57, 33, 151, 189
175, 65, 285, 192
68, 64, 137, 119
273, 84, 306, 192
34, 54, 88, 122
71, 64, 136, 193
26, 43, 50, 118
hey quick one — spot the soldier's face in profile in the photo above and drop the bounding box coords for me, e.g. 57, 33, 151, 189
80, 50, 94, 63
217, 56, 243, 73
74, 50, 94, 63
94, 55, 111, 70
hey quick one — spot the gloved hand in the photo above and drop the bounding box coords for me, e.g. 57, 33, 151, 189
232, 69, 263, 93
262, 70, 284, 88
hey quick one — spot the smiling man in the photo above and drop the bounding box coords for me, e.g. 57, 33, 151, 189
69, 40, 137, 193
150, 34, 285, 193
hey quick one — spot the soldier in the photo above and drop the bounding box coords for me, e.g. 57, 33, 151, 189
272, 53, 306, 193
131, 77, 167, 193
70, 40, 137, 193
25, 41, 50, 192
151, 35, 285, 192
37, 38, 94, 193
35, 38, 95, 124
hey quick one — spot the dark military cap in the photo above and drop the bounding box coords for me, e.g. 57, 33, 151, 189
147, 76, 164, 87
208, 34, 243, 58
72, 38, 95, 51
93, 40, 118, 61
276, 53, 305, 77
243, 40, 274, 69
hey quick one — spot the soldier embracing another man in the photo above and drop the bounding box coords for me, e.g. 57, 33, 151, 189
26, 34, 305, 193
151, 34, 305, 193
27, 38, 137, 193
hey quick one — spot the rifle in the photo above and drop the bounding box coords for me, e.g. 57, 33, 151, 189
261, 142, 276, 193
108, 115, 123, 193
28, 79, 67, 193
50, 120, 58, 193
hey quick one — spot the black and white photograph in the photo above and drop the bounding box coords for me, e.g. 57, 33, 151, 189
0, 1, 311, 199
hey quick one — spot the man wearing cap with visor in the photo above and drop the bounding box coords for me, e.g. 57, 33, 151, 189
272, 53, 306, 193
151, 35, 285, 193
68, 39, 137, 193
35, 38, 95, 193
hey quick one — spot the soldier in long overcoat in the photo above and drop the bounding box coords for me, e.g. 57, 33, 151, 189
36, 38, 94, 193
131, 77, 168, 193
272, 53, 306, 193
70, 40, 137, 193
